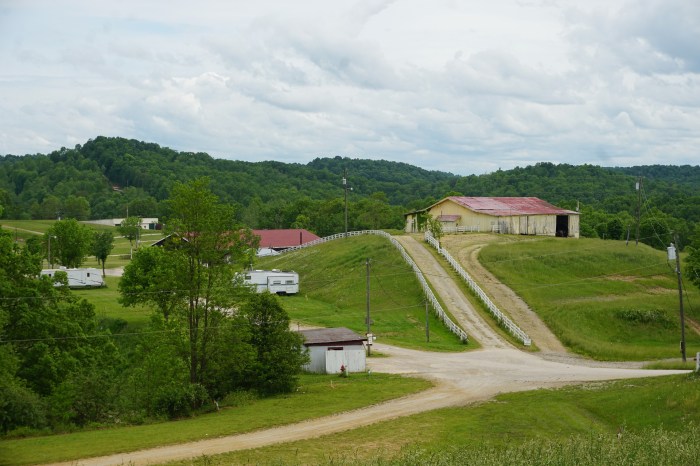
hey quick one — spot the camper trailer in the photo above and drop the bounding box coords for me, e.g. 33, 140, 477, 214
243, 270, 299, 295
41, 267, 105, 288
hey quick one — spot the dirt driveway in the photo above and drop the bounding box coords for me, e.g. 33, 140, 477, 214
53, 343, 688, 466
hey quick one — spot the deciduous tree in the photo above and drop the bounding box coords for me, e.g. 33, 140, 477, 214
46, 219, 93, 268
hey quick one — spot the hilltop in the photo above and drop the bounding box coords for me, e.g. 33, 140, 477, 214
1, 136, 699, 244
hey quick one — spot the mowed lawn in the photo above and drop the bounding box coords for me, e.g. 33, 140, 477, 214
258, 235, 473, 352
1, 373, 431, 465
173, 373, 700, 465
469, 236, 700, 360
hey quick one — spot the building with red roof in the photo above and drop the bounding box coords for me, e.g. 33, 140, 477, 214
253, 229, 321, 251
405, 196, 579, 238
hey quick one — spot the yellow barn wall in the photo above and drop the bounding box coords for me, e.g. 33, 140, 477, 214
410, 199, 580, 238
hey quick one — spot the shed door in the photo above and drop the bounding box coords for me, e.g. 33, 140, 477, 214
325, 348, 347, 374
519, 216, 527, 235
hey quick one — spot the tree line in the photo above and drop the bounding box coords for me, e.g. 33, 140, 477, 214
1, 137, 699, 248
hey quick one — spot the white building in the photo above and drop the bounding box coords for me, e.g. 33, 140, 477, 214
84, 218, 159, 230
299, 327, 367, 374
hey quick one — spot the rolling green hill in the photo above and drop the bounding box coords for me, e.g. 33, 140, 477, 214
259, 234, 471, 352
476, 236, 700, 360
2, 136, 699, 247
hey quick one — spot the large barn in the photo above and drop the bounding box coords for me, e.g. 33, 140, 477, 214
405, 196, 580, 238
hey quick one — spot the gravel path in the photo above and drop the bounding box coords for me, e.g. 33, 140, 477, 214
395, 235, 509, 349
52, 343, 688, 466
441, 234, 568, 353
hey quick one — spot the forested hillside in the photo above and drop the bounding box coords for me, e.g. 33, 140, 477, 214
1, 136, 698, 246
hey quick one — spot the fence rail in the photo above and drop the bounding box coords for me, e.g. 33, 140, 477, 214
281, 230, 468, 342
424, 232, 531, 346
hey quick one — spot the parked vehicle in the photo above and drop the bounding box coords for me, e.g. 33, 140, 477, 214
242, 269, 299, 295
40, 267, 105, 288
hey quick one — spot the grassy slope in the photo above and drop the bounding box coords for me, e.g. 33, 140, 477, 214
474, 237, 700, 360
181, 373, 700, 465
1, 373, 431, 465
258, 235, 472, 352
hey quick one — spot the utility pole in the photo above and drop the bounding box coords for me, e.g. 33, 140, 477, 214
635, 177, 642, 246
343, 169, 349, 238
671, 237, 687, 362
366, 257, 371, 356
425, 300, 430, 343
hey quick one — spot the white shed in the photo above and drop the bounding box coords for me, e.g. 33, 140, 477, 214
299, 327, 367, 374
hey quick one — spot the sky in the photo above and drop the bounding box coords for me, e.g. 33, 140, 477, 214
1, 0, 699, 175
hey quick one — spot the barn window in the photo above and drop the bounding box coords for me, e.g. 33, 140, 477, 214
327, 346, 343, 351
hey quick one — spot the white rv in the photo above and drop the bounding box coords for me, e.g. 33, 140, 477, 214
243, 270, 299, 295
41, 267, 105, 288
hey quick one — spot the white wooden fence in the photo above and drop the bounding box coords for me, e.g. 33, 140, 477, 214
424, 231, 532, 346
281, 230, 469, 342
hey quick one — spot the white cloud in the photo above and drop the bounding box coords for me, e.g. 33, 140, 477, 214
0, 0, 699, 174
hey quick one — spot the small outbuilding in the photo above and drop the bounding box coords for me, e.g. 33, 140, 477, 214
299, 327, 367, 374
405, 196, 579, 238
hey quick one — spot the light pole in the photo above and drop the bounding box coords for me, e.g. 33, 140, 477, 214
343, 169, 351, 238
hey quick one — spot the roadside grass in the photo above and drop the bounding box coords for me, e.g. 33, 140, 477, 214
0, 373, 431, 465
258, 235, 473, 352
182, 373, 700, 465
470, 237, 700, 361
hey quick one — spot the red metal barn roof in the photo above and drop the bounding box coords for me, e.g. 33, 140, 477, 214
253, 229, 320, 249
447, 197, 578, 216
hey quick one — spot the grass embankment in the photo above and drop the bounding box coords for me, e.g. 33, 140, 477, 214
259, 235, 472, 352
473, 237, 700, 360
0, 373, 431, 465
177, 373, 700, 465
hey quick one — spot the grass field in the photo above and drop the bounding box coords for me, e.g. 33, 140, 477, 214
258, 235, 473, 352
175, 373, 700, 465
473, 237, 700, 360
0, 373, 431, 465
0, 219, 164, 269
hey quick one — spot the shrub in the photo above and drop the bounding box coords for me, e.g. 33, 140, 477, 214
614, 309, 672, 327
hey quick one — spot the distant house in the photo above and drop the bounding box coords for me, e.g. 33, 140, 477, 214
253, 229, 320, 253
84, 218, 160, 230
405, 196, 579, 238
299, 327, 367, 374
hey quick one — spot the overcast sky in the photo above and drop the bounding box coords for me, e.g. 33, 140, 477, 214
1, 0, 699, 175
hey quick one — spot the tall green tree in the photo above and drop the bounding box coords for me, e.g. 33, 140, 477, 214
46, 219, 94, 268
92, 230, 114, 276
118, 216, 141, 259
121, 178, 259, 401
240, 293, 307, 395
